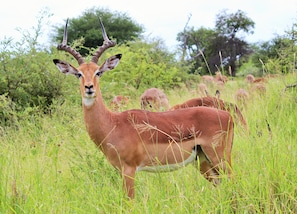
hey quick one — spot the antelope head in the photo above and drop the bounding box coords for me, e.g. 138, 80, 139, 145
53, 18, 122, 107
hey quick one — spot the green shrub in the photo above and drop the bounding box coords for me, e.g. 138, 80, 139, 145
0, 94, 16, 127
99, 40, 189, 97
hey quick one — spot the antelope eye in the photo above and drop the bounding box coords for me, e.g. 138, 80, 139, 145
76, 72, 83, 79
95, 71, 103, 77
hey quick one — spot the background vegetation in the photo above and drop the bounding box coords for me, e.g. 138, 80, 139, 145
0, 7, 296, 213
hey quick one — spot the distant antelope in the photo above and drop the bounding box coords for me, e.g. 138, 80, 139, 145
252, 83, 266, 95
140, 88, 170, 111
110, 95, 129, 111
245, 74, 267, 96
235, 88, 249, 108
215, 71, 228, 83
253, 77, 267, 83
170, 96, 248, 130
198, 83, 208, 97
215, 90, 220, 99
245, 74, 255, 84
53, 18, 234, 199
201, 75, 214, 83
246, 74, 267, 84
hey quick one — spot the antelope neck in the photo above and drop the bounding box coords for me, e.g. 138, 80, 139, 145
82, 90, 116, 148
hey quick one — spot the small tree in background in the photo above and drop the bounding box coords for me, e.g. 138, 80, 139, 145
53, 7, 144, 56
215, 9, 255, 76
251, 31, 297, 75
177, 9, 255, 76
177, 27, 218, 74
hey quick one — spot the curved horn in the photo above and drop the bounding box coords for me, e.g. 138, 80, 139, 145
57, 19, 85, 65
91, 17, 116, 64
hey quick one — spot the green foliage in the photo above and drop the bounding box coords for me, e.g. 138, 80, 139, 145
215, 9, 255, 38
0, 42, 64, 113
177, 27, 218, 74
177, 9, 255, 76
0, 94, 16, 127
251, 35, 297, 74
236, 58, 261, 77
0, 12, 65, 126
100, 39, 189, 98
53, 7, 143, 56
214, 9, 254, 76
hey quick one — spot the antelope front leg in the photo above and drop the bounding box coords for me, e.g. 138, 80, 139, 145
122, 166, 136, 199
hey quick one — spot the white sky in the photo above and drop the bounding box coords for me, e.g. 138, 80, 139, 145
1, 0, 297, 50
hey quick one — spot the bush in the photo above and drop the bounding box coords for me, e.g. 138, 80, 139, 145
99, 39, 189, 98
0, 45, 65, 113
0, 94, 17, 127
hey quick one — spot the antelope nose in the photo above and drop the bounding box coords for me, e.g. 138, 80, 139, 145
85, 85, 94, 95
85, 85, 93, 90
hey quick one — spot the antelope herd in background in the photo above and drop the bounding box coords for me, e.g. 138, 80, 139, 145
135, 72, 272, 134
137, 72, 268, 112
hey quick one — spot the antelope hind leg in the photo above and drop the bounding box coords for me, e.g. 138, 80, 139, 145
194, 145, 221, 185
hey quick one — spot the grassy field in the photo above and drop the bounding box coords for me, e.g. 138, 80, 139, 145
0, 74, 296, 213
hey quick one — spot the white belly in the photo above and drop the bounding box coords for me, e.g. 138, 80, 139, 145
136, 149, 197, 172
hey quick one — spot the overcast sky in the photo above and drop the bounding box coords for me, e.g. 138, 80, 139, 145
1, 0, 297, 50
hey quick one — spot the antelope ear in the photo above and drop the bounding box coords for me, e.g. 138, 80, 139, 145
53, 59, 79, 75
99, 54, 122, 73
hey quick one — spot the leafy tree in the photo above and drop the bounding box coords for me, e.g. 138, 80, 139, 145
177, 27, 218, 74
252, 34, 296, 74
215, 9, 254, 39
177, 9, 254, 76
53, 7, 144, 56
215, 9, 255, 76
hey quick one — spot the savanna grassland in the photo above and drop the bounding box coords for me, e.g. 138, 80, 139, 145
0, 73, 297, 213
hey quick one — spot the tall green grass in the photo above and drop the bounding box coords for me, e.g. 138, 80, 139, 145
0, 74, 296, 213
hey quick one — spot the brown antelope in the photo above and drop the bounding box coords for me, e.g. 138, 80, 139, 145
245, 74, 268, 85
53, 18, 234, 199
201, 75, 214, 83
245, 74, 255, 84
140, 88, 170, 111
170, 96, 248, 130
214, 71, 228, 83
252, 83, 266, 95
110, 95, 129, 111
235, 88, 250, 108
197, 83, 208, 97
253, 77, 267, 83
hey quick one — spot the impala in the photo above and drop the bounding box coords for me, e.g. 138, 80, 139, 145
53, 18, 234, 199
170, 96, 248, 130
245, 74, 255, 84
197, 83, 209, 97
140, 87, 170, 111
110, 95, 129, 112
235, 88, 250, 108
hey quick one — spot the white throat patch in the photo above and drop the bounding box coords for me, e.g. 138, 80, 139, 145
83, 97, 95, 107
